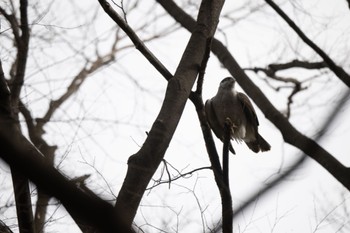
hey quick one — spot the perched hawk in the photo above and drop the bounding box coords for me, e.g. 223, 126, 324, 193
205, 77, 271, 153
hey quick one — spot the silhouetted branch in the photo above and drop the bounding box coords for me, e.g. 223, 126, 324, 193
222, 119, 233, 233
196, 37, 212, 96
0, 7, 21, 46
0, 3, 34, 231
0, 219, 13, 233
0, 123, 133, 233
36, 50, 117, 135
147, 163, 212, 190
267, 60, 327, 71
98, 0, 173, 81
222, 119, 230, 188
1, 57, 133, 233
10, 0, 30, 110
244, 61, 316, 118
265, 0, 350, 87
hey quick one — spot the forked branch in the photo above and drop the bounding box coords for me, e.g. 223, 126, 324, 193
265, 0, 350, 87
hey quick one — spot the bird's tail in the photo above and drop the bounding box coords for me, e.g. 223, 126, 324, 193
229, 142, 236, 154
257, 134, 271, 152
245, 134, 271, 153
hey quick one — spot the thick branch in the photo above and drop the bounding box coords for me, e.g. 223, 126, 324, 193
0, 123, 133, 233
265, 0, 350, 87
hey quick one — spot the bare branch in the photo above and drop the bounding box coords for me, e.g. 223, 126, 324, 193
222, 118, 233, 233
0, 121, 133, 233
268, 60, 327, 71
244, 60, 316, 118
0, 219, 13, 233
265, 0, 350, 87
9, 0, 30, 110
0, 6, 21, 44
35, 53, 116, 135
147, 163, 212, 190
98, 0, 173, 81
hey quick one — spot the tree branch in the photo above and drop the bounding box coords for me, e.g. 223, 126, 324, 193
147, 164, 212, 190
97, 0, 173, 81
267, 59, 327, 71
244, 60, 315, 118
0, 219, 13, 233
35, 54, 116, 135
10, 0, 30, 110
265, 0, 350, 87
222, 119, 233, 233
0, 120, 133, 233
0, 6, 21, 45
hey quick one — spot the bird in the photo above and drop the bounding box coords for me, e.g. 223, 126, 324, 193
205, 77, 271, 153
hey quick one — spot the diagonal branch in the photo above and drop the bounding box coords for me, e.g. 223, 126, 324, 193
97, 0, 173, 81
265, 0, 350, 87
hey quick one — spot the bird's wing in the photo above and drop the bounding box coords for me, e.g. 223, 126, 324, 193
205, 98, 224, 140
237, 92, 259, 127
205, 98, 236, 154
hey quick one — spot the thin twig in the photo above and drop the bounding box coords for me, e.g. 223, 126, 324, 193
98, 0, 173, 81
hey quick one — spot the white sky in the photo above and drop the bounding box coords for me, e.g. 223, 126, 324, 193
0, 0, 350, 232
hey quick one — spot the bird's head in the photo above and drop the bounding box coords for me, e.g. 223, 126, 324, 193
219, 77, 235, 90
